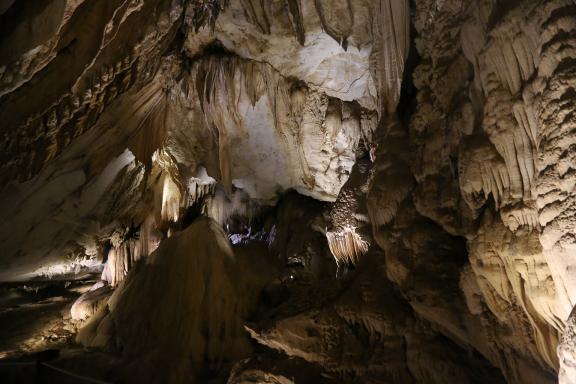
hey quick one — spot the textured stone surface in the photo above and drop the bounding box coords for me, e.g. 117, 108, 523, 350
0, 0, 408, 278
3, 0, 576, 383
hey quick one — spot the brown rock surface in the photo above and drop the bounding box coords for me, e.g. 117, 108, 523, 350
2, 1, 576, 383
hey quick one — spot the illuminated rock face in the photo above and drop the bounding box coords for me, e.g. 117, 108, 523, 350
77, 218, 253, 381
0, 0, 408, 279
2, 0, 576, 383
560, 307, 576, 384
365, 1, 575, 382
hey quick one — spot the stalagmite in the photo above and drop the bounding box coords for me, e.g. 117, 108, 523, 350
78, 218, 251, 382
70, 281, 113, 321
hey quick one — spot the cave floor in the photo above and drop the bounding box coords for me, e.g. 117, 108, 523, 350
0, 281, 92, 358
0, 280, 122, 383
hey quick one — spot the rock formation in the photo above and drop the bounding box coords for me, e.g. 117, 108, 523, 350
1, 0, 576, 383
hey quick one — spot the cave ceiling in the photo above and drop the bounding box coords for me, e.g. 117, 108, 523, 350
1, 0, 576, 383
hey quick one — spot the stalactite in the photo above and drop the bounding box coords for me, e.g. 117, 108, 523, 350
370, 0, 410, 114
101, 234, 135, 287
190, 54, 314, 194
185, 179, 216, 207
127, 89, 171, 164
314, 0, 354, 50
326, 225, 369, 267
187, 0, 230, 31
100, 217, 162, 287
285, 0, 305, 45
204, 187, 256, 226
193, 55, 248, 192
327, 149, 374, 268
181, 49, 372, 204
161, 174, 182, 223
241, 0, 271, 34
153, 148, 184, 225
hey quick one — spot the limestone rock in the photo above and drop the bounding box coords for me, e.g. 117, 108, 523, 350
4, 0, 576, 383
78, 218, 253, 382
70, 281, 112, 321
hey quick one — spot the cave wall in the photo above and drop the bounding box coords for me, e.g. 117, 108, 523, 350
385, 0, 576, 381
2, 0, 576, 383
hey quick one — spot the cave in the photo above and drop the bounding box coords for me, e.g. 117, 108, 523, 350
0, 0, 575, 383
